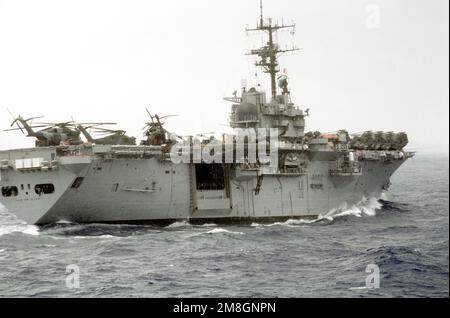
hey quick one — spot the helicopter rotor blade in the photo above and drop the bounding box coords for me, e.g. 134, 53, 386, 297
76, 122, 117, 126
94, 129, 126, 134
50, 121, 75, 127
24, 116, 44, 122
143, 123, 155, 130
15, 123, 23, 133
27, 125, 52, 129
2, 125, 50, 133
3, 127, 24, 132
8, 118, 25, 133
145, 108, 155, 123
34, 122, 73, 126
5, 109, 24, 133
7, 119, 25, 133
159, 115, 179, 120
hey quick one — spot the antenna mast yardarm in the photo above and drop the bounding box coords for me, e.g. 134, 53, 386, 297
246, 0, 299, 99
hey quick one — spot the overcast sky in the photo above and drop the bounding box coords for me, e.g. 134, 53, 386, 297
0, 0, 448, 153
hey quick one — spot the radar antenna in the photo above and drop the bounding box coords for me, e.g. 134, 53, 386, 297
246, 0, 299, 99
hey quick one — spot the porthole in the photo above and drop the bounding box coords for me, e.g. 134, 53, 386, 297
1, 186, 18, 197
35, 184, 55, 195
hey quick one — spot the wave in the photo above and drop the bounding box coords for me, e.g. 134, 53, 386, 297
252, 197, 384, 228
40, 222, 144, 238
357, 245, 448, 282
348, 286, 371, 290
252, 218, 329, 228
0, 196, 395, 238
324, 197, 382, 220
166, 221, 190, 228
55, 220, 77, 225
205, 228, 244, 235
36, 244, 57, 248
363, 245, 424, 266
0, 211, 40, 237
199, 223, 218, 227
378, 200, 410, 212
166, 221, 220, 230
0, 224, 39, 237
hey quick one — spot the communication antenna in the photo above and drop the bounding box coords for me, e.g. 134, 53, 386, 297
259, 0, 264, 28
246, 0, 300, 99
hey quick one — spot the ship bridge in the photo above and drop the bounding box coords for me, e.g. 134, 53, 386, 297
229, 88, 306, 141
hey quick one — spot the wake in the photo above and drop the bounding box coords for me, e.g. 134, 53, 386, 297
324, 197, 382, 219
252, 197, 384, 228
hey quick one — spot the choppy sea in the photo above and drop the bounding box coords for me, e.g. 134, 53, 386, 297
0, 154, 448, 298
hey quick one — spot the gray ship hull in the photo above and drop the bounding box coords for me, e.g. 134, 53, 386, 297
0, 146, 410, 225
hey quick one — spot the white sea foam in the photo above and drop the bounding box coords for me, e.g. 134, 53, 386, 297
166, 221, 220, 229
98, 234, 119, 239
349, 286, 370, 290
206, 228, 244, 235
167, 221, 218, 228
56, 220, 75, 224
274, 218, 324, 226
324, 197, 382, 220
70, 234, 119, 240
166, 221, 190, 228
199, 223, 218, 227
253, 216, 329, 228
0, 209, 40, 237
0, 224, 39, 237
380, 191, 389, 201
253, 197, 383, 228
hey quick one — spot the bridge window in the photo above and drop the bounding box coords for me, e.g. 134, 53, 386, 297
35, 184, 55, 195
1, 186, 18, 197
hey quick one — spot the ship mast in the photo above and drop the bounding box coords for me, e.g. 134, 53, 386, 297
246, 0, 299, 99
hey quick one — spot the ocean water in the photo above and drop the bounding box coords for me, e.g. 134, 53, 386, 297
0, 154, 448, 298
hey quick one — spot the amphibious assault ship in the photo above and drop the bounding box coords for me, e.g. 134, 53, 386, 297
0, 3, 414, 225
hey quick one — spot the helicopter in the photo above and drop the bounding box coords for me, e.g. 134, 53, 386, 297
141, 108, 178, 146
4, 115, 114, 147
4, 115, 83, 147
77, 125, 137, 145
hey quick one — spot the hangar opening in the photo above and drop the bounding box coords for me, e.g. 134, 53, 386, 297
195, 164, 225, 191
